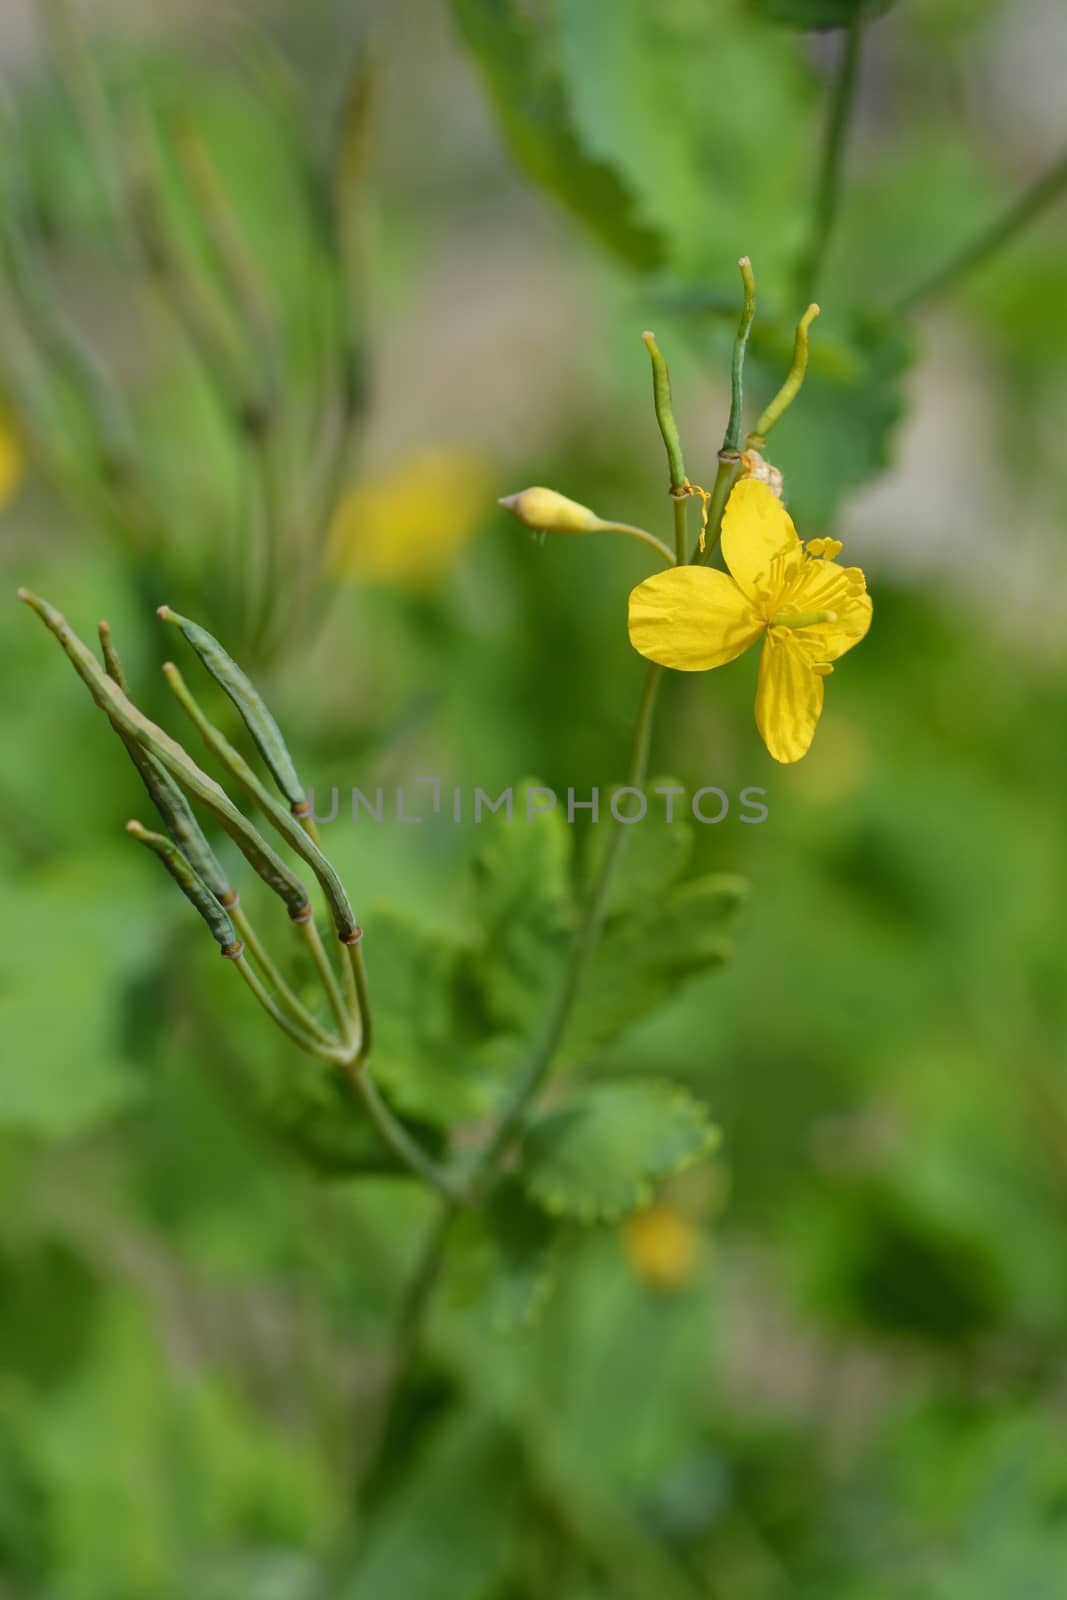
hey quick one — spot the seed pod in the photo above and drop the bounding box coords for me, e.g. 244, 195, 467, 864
100, 621, 233, 901
126, 820, 241, 955
19, 589, 310, 919
157, 605, 305, 810
97, 620, 128, 690
162, 659, 358, 942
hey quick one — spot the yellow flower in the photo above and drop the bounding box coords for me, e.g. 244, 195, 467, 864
328, 447, 490, 588
622, 1203, 700, 1291
0, 403, 25, 510
628, 478, 872, 764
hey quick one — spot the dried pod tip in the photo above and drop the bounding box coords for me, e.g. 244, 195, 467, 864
16, 586, 29, 603
157, 604, 179, 624
498, 487, 601, 536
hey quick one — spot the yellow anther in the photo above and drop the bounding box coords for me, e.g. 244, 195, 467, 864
805, 537, 843, 560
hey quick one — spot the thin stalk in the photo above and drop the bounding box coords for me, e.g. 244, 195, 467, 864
796, 12, 864, 306
231, 901, 334, 1045
597, 519, 677, 567
722, 256, 756, 453
342, 1062, 464, 1204
296, 916, 349, 1038
232, 951, 344, 1058
344, 938, 373, 1061
671, 497, 688, 567
892, 145, 1067, 316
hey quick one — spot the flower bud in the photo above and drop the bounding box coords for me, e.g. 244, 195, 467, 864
498, 486, 601, 535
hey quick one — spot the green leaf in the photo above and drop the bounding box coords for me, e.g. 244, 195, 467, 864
465, 778, 574, 1038
0, 854, 162, 1139
522, 1080, 720, 1222
363, 909, 497, 1127
553, 0, 815, 293
448, 1178, 560, 1331
450, 0, 663, 269
751, 0, 896, 28
753, 312, 914, 530
254, 1062, 447, 1180
563, 872, 746, 1062
343, 1411, 523, 1600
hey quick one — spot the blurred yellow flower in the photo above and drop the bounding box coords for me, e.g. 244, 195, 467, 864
628, 478, 871, 764
622, 1203, 700, 1291
0, 404, 25, 509
328, 447, 490, 588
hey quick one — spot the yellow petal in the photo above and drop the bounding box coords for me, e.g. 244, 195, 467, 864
783, 559, 872, 661
755, 630, 825, 763
720, 478, 802, 606
628, 566, 763, 672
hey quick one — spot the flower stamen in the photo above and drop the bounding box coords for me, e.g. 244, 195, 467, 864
771, 608, 838, 629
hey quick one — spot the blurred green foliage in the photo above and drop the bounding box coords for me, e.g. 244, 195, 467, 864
3, 0, 1067, 1596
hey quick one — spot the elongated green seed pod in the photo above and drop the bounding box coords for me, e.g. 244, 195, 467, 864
100, 621, 234, 902
126, 821, 241, 954
162, 660, 358, 941
97, 620, 128, 690
19, 590, 310, 919
158, 605, 306, 810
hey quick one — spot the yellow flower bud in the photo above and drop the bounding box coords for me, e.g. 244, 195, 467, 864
621, 1203, 700, 1291
498, 486, 601, 535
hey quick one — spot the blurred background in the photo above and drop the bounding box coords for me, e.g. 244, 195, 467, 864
1, 0, 1067, 1596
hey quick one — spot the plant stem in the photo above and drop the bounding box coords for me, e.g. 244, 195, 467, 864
231, 901, 334, 1043
344, 938, 374, 1059
296, 916, 350, 1037
694, 452, 740, 564
597, 519, 677, 567
892, 145, 1067, 316
341, 1061, 464, 1204
231, 952, 342, 1058
796, 12, 864, 306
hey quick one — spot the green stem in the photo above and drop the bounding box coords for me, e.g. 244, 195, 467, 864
231, 952, 342, 1058
694, 451, 740, 564
670, 497, 688, 567
722, 256, 756, 453
892, 146, 1067, 316
597, 519, 677, 568
796, 12, 864, 306
296, 915, 349, 1037
230, 902, 333, 1044
344, 937, 373, 1060
342, 1061, 464, 1204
